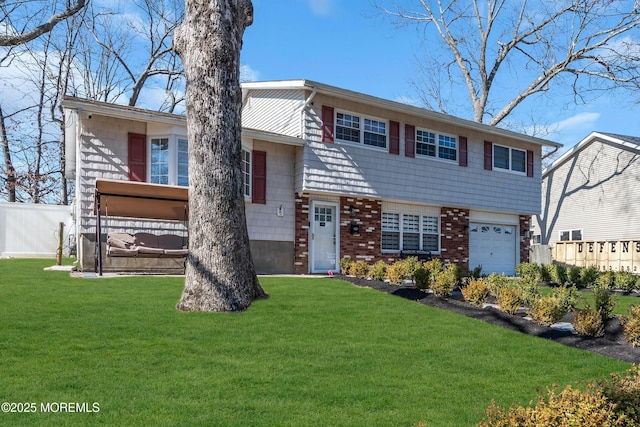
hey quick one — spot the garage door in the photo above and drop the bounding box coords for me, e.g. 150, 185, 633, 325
469, 223, 517, 275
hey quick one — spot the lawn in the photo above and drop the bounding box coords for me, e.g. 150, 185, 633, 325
0, 259, 631, 426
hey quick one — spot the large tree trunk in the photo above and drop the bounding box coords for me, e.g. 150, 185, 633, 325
173, 0, 267, 312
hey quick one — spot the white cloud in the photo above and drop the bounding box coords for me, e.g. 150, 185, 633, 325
308, 0, 334, 16
240, 64, 260, 82
552, 112, 601, 133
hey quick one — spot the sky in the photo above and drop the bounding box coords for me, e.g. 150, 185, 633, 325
240, 0, 640, 152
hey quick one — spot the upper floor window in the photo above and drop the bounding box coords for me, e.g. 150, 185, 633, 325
494, 145, 526, 173
416, 129, 457, 161
559, 229, 583, 241
150, 137, 170, 184
335, 111, 387, 149
242, 149, 251, 199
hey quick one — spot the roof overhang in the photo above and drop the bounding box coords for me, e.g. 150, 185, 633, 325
241, 79, 562, 149
94, 179, 188, 221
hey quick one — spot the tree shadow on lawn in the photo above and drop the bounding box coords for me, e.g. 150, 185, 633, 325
342, 276, 640, 364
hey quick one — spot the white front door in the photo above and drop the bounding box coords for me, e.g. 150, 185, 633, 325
311, 202, 339, 273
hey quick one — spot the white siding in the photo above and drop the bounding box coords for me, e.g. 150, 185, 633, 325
245, 140, 296, 241
538, 139, 640, 244
242, 89, 305, 137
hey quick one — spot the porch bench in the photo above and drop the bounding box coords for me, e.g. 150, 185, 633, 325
400, 250, 432, 262
107, 232, 188, 258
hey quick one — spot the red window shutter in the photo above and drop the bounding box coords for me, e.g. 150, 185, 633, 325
389, 121, 400, 155
527, 150, 534, 177
459, 136, 468, 167
484, 141, 493, 170
252, 150, 267, 204
321, 106, 334, 143
405, 124, 415, 158
128, 133, 146, 182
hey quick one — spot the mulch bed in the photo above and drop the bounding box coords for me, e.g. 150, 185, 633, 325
339, 275, 640, 364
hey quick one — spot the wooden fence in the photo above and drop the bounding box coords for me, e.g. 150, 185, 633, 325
552, 240, 640, 273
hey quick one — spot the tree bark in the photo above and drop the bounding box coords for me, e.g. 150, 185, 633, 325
174, 0, 267, 312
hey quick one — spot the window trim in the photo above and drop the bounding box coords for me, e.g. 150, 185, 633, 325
381, 211, 441, 254
493, 143, 527, 174
334, 109, 388, 151
415, 127, 458, 163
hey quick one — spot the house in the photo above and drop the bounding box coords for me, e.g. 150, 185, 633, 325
532, 132, 640, 272
63, 80, 561, 275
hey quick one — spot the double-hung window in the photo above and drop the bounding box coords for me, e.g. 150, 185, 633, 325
150, 136, 189, 186
335, 111, 387, 149
242, 148, 251, 198
416, 129, 457, 161
382, 212, 440, 252
494, 144, 526, 173
559, 229, 583, 241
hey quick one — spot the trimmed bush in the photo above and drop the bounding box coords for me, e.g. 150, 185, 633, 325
485, 273, 510, 299
479, 385, 627, 427
386, 261, 407, 286
573, 305, 605, 337
424, 258, 444, 277
548, 263, 567, 285
340, 257, 353, 275
349, 261, 369, 279
597, 270, 616, 289
515, 262, 540, 281
413, 267, 430, 290
567, 266, 583, 287
431, 264, 458, 298
593, 285, 617, 320
552, 285, 580, 312
615, 271, 637, 293
621, 305, 640, 348
580, 265, 600, 288
469, 264, 483, 279
529, 295, 567, 326
368, 260, 387, 282
496, 287, 523, 315
401, 256, 422, 281
461, 278, 490, 306
597, 365, 640, 424
539, 263, 553, 283
518, 276, 540, 307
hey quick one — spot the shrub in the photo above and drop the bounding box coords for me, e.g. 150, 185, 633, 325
340, 257, 353, 275
621, 305, 640, 348
529, 295, 567, 326
431, 264, 458, 298
597, 270, 616, 289
496, 287, 523, 315
573, 304, 605, 337
368, 260, 387, 282
349, 261, 370, 279
615, 271, 637, 293
548, 263, 567, 285
539, 263, 553, 283
596, 365, 640, 423
424, 258, 444, 277
413, 267, 430, 290
461, 278, 489, 306
518, 276, 540, 307
401, 256, 422, 281
479, 385, 627, 427
485, 273, 510, 298
386, 261, 407, 285
552, 285, 580, 312
580, 265, 600, 288
470, 265, 483, 279
567, 266, 583, 287
515, 262, 541, 281
593, 285, 617, 320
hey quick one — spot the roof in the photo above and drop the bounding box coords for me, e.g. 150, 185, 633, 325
61, 97, 305, 147
241, 79, 563, 149
94, 179, 188, 221
543, 131, 640, 178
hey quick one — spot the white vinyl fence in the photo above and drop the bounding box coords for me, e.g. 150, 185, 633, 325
0, 202, 74, 258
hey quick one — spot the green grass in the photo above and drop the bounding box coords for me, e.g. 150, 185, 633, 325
0, 259, 631, 426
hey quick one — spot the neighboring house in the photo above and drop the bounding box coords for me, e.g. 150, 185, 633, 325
63, 80, 560, 275
533, 132, 640, 272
